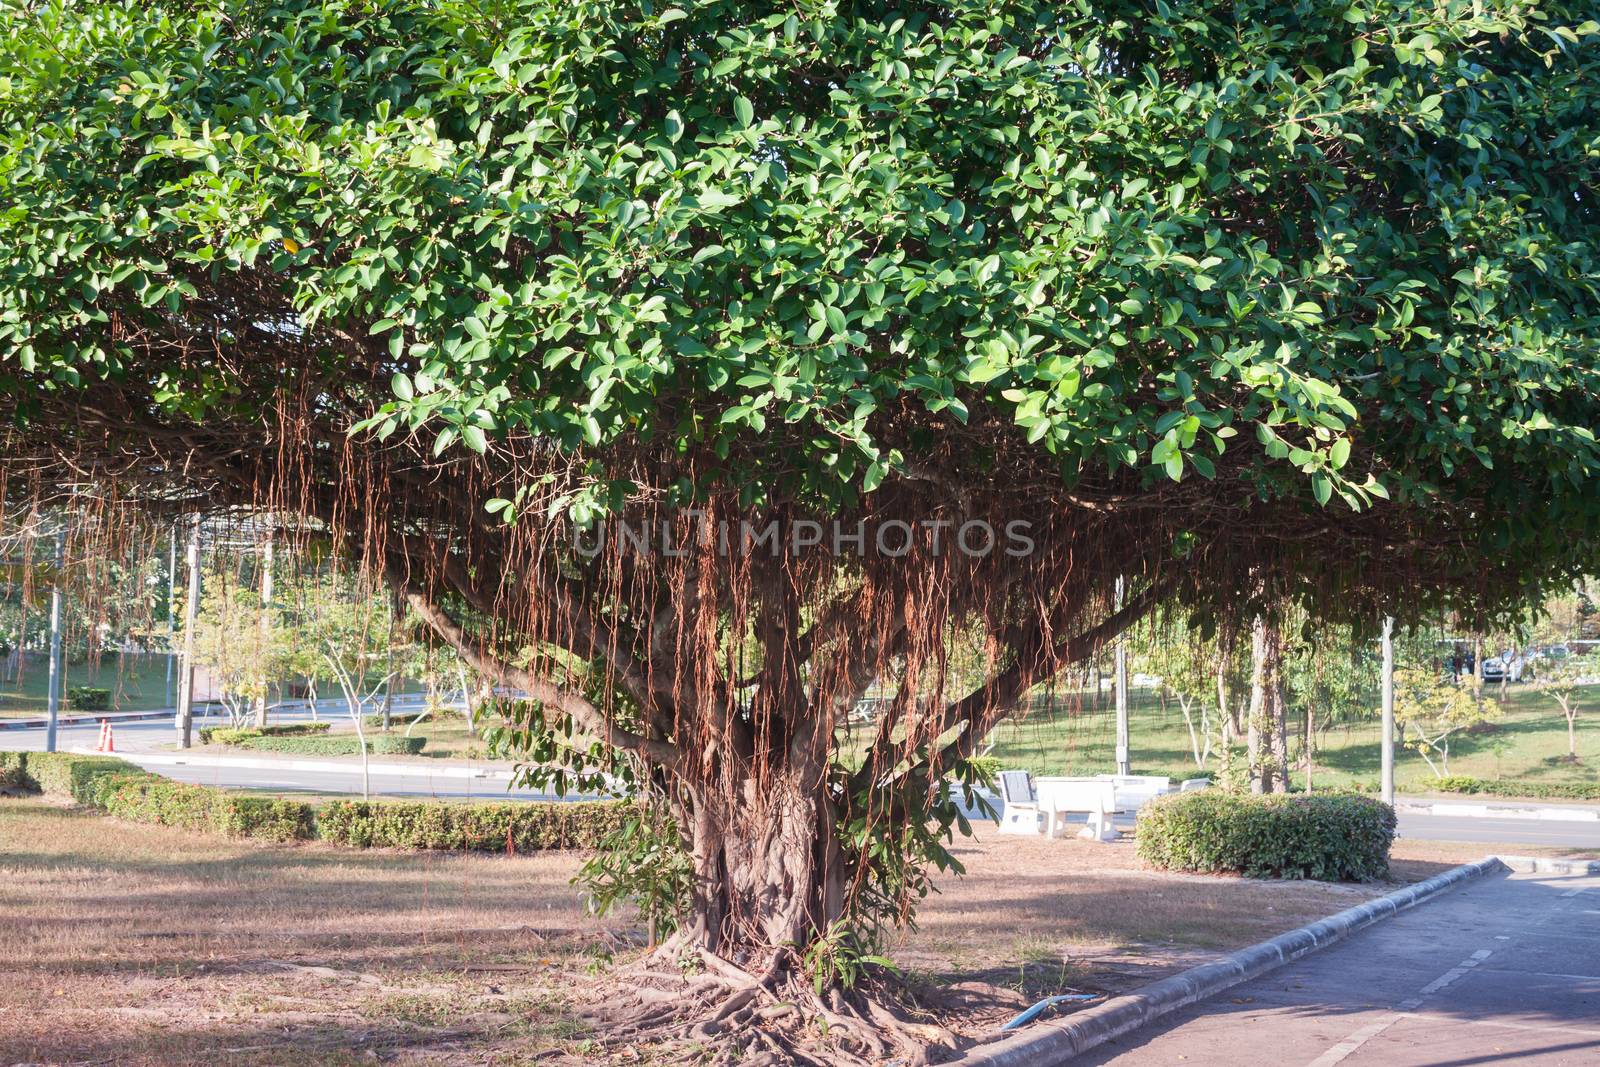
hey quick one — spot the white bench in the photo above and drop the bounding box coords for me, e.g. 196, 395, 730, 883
1036, 776, 1118, 841
996, 770, 1043, 835
1096, 774, 1173, 812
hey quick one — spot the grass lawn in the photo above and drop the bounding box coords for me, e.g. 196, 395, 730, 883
0, 652, 174, 717
3, 793, 1592, 1064
962, 681, 1600, 793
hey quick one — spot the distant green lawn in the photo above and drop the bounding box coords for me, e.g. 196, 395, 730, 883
0, 653, 174, 717
973, 682, 1600, 792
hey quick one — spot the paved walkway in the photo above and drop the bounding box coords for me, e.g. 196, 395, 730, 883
1079, 867, 1600, 1065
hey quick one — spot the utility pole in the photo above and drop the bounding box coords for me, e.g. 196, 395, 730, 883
253, 526, 274, 728
1380, 615, 1395, 807
1114, 575, 1130, 777
175, 514, 201, 749
164, 522, 177, 710
44, 527, 66, 754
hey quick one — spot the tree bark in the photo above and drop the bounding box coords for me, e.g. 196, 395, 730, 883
1247, 614, 1287, 794
676, 762, 847, 959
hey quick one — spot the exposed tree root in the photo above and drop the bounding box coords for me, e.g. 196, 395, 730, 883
577, 948, 955, 1066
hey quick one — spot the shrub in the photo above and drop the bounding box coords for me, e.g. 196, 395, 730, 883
199, 721, 331, 744
96, 775, 314, 842
5, 750, 143, 804
315, 799, 628, 851
1416, 776, 1600, 802
1, 751, 622, 855
362, 709, 445, 727
235, 734, 426, 756
1136, 790, 1395, 881
67, 686, 111, 711
0, 750, 315, 842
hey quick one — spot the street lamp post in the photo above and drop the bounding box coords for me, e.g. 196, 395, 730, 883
1381, 615, 1396, 807
44, 527, 66, 753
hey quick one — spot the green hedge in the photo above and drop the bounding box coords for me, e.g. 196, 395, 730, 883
356, 713, 444, 729
97, 775, 314, 842
316, 799, 628, 851
1136, 790, 1395, 881
67, 686, 111, 711
1418, 776, 1600, 802
235, 734, 426, 756
0, 751, 315, 841
199, 721, 332, 744
1, 751, 618, 853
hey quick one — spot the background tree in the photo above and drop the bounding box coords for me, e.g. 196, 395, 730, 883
1138, 618, 1223, 769
190, 586, 288, 729
1393, 668, 1492, 777
4, 1, 1600, 1056
1531, 651, 1599, 762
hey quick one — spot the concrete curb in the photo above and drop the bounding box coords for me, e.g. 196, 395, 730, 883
944, 856, 1507, 1067
1493, 854, 1600, 875
67, 747, 516, 782
0, 708, 184, 731
1398, 800, 1600, 823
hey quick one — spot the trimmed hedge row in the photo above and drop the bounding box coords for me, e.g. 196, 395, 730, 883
199, 722, 332, 744
235, 734, 426, 756
67, 686, 111, 711
1136, 790, 1395, 881
0, 751, 620, 853
0, 751, 313, 841
317, 799, 628, 851
1419, 776, 1600, 802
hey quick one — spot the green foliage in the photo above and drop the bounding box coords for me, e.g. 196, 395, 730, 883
315, 798, 627, 851
1394, 668, 1494, 775
0, 750, 315, 841
1417, 776, 1600, 801
66, 686, 110, 711
363, 709, 439, 728
224, 732, 426, 756
801, 919, 898, 995
2, 750, 623, 849
1136, 790, 1395, 880
1, 750, 139, 804
575, 802, 694, 938
97, 774, 315, 842
199, 721, 332, 744
2, 0, 1598, 590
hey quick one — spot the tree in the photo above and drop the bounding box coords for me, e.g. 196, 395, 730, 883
190, 587, 288, 729
1393, 668, 1492, 777
1138, 618, 1222, 769
5, 1, 1600, 1055
302, 577, 408, 797
1532, 652, 1599, 762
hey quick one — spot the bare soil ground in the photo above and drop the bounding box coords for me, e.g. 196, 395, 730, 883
1, 798, 1592, 1066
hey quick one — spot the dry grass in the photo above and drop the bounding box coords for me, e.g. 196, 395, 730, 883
0, 798, 623, 1066
2, 798, 1593, 1064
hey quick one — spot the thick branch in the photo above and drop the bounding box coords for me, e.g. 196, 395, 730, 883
398, 576, 680, 768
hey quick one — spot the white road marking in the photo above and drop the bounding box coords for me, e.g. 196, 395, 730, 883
1304, 950, 1493, 1066
1398, 1012, 1600, 1039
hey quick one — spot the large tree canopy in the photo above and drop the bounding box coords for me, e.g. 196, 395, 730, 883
3, 0, 1599, 1039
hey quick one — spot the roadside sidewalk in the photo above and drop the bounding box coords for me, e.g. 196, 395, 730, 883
1396, 797, 1600, 823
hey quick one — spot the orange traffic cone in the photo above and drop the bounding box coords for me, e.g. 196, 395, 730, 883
96, 719, 114, 753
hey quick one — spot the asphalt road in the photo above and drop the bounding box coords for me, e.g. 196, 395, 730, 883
1078, 865, 1600, 1066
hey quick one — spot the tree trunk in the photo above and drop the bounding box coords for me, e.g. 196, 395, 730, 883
1270, 668, 1289, 792
1247, 615, 1277, 794
1565, 704, 1579, 759
678, 766, 846, 958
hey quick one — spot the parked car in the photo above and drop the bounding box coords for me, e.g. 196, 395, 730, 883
1481, 650, 1527, 683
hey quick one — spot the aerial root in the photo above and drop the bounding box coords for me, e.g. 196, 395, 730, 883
586, 949, 939, 1065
